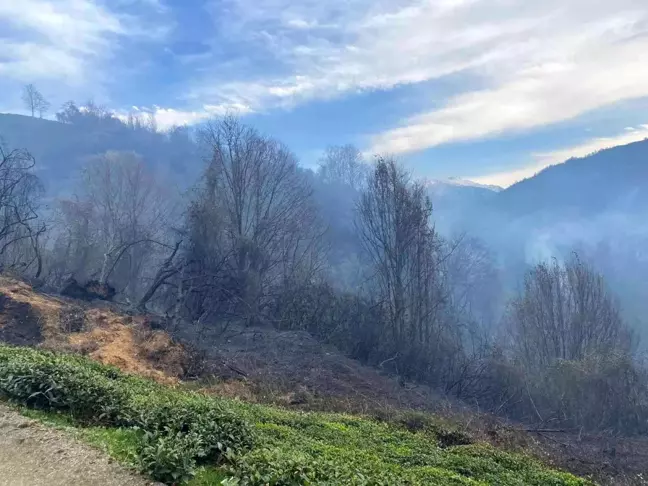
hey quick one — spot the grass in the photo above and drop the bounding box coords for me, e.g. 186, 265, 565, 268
0, 344, 593, 485
18, 407, 141, 466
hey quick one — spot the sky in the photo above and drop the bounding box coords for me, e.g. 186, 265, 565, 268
1, 0, 648, 187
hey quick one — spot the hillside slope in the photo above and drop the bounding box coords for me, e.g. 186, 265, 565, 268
0, 113, 199, 192
1, 276, 646, 485
497, 138, 648, 217
0, 343, 593, 486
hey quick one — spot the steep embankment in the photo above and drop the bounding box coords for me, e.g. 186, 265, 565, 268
0, 277, 642, 485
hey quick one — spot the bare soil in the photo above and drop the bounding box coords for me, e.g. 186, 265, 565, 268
0, 404, 153, 486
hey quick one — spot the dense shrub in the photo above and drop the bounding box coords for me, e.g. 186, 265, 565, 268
0, 345, 130, 422
533, 352, 648, 434
468, 350, 648, 436
0, 344, 253, 483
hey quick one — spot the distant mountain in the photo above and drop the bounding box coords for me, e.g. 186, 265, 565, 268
472, 139, 648, 338
495, 138, 648, 218
423, 178, 500, 234
425, 138, 648, 239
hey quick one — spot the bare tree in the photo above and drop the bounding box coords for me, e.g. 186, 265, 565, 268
0, 145, 45, 275
22, 84, 38, 117
190, 116, 325, 326
50, 151, 176, 297
356, 156, 447, 349
506, 254, 634, 372
35, 94, 50, 119
445, 235, 502, 327
317, 144, 367, 190
21, 84, 49, 118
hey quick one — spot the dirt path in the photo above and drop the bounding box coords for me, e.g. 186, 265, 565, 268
0, 404, 155, 486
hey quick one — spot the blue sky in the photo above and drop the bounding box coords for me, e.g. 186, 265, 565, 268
1, 0, 648, 187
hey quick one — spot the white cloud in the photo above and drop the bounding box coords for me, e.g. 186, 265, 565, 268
0, 0, 167, 110
194, 0, 536, 109
0, 0, 124, 82
152, 103, 252, 130
469, 124, 648, 188
183, 0, 648, 152
369, 23, 648, 154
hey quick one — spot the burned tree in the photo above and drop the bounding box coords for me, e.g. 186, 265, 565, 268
49, 151, 176, 298
182, 116, 324, 327
317, 144, 367, 190
357, 157, 445, 345
0, 145, 44, 276
355, 157, 460, 383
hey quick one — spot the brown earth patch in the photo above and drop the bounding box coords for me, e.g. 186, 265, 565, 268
0, 276, 187, 384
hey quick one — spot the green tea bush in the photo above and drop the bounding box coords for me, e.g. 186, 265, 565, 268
0, 345, 131, 423
137, 430, 204, 484
0, 344, 253, 483
220, 404, 592, 486
0, 345, 592, 486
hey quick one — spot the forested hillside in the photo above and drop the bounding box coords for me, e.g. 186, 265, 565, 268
1, 105, 648, 484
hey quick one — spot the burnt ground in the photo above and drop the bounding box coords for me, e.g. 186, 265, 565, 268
0, 292, 42, 346
531, 430, 648, 485
170, 321, 452, 414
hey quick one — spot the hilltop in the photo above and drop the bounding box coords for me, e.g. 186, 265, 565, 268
0, 113, 199, 193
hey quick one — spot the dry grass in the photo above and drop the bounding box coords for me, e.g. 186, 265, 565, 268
66, 310, 182, 384
0, 276, 187, 385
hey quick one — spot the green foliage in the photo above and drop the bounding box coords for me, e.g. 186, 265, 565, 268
137, 430, 202, 483
217, 404, 591, 486
0, 344, 592, 485
0, 344, 253, 483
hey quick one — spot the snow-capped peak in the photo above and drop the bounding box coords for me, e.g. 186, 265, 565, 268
424, 177, 502, 192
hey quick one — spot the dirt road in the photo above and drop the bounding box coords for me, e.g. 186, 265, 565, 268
0, 404, 154, 486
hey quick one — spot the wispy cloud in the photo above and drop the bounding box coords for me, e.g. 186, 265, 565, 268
178, 0, 648, 155
190, 0, 529, 110
469, 124, 648, 188
0, 0, 167, 108
369, 17, 648, 154
0, 1, 123, 82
